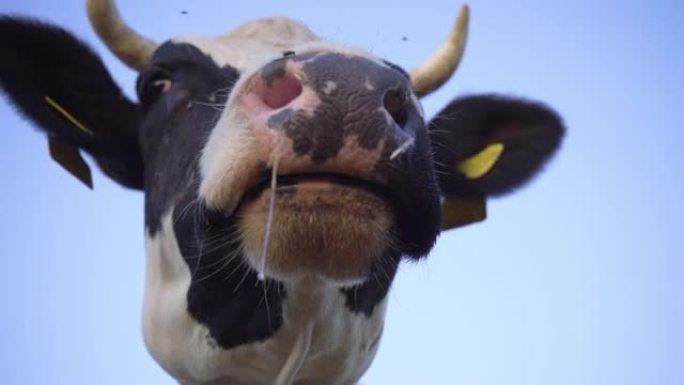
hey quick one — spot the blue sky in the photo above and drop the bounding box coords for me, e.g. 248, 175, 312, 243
0, 0, 682, 384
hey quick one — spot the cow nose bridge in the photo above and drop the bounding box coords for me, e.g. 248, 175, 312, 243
241, 52, 418, 164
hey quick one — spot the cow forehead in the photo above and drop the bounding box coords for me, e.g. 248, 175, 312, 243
171, 16, 383, 72
171, 16, 317, 71
221, 16, 318, 46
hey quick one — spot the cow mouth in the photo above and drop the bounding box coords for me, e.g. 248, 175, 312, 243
235, 172, 397, 283
240, 172, 396, 206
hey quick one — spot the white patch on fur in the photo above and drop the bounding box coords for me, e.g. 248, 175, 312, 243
173, 17, 318, 71
144, 213, 386, 385
363, 77, 375, 91
322, 80, 337, 95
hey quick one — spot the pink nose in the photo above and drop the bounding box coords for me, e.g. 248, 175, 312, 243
257, 72, 303, 109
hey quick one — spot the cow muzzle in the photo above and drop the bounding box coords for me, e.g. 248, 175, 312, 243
201, 52, 430, 284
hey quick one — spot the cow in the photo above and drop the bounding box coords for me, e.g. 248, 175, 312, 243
0, 1, 564, 384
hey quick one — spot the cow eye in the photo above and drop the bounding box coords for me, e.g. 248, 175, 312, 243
137, 68, 173, 104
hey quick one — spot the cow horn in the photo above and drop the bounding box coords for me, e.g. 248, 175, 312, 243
410, 4, 469, 98
86, 0, 157, 71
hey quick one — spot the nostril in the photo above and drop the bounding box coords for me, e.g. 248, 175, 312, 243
383, 89, 408, 128
261, 74, 303, 109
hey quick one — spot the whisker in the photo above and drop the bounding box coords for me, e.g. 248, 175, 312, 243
193, 249, 243, 283
191, 100, 226, 112
174, 199, 196, 225
233, 262, 253, 294
223, 251, 251, 283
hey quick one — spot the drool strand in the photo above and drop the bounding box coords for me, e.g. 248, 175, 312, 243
257, 152, 280, 281
390, 137, 415, 160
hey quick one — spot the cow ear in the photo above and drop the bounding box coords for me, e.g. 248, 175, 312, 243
0, 17, 143, 189
429, 95, 564, 230
429, 94, 564, 198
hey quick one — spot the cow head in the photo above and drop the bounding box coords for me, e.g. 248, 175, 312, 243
0, 1, 564, 384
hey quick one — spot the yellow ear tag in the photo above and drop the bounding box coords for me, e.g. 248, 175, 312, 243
457, 142, 505, 179
440, 197, 486, 230
45, 96, 94, 136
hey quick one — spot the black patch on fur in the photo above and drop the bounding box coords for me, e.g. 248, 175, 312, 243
0, 17, 143, 188
138, 42, 285, 347
429, 95, 565, 197
384, 111, 442, 258
261, 58, 288, 86
267, 108, 294, 128
174, 205, 285, 348
141, 42, 239, 234
341, 251, 401, 316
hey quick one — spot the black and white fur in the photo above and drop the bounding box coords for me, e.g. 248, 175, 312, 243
0, 13, 564, 385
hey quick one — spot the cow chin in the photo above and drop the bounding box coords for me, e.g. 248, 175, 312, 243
237, 180, 394, 284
